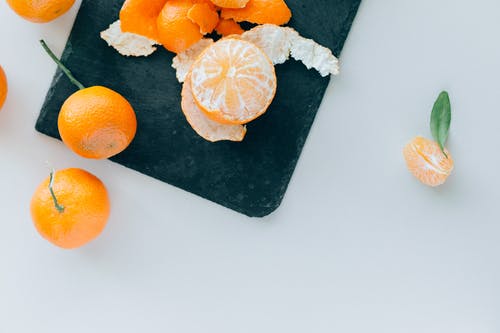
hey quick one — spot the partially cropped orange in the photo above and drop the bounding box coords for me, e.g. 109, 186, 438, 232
120, 0, 168, 41
215, 19, 244, 36
58, 86, 137, 159
403, 136, 454, 187
6, 0, 75, 23
157, 0, 204, 53
210, 0, 250, 8
31, 168, 110, 249
0, 66, 7, 110
190, 38, 277, 125
221, 0, 291, 25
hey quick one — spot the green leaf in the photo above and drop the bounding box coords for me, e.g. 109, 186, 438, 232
430, 91, 451, 157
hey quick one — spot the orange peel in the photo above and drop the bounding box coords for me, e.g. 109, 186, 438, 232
210, 0, 250, 8
101, 20, 159, 57
120, 0, 168, 41
221, 0, 291, 26
215, 19, 244, 36
187, 3, 219, 35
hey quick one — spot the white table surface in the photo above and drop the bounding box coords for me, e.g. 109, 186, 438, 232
1, 0, 499, 332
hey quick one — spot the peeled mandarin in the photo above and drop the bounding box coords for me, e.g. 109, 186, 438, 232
403, 136, 454, 187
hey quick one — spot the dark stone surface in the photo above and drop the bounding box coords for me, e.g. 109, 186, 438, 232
36, 0, 362, 217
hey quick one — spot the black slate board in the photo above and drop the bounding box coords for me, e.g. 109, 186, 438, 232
36, 0, 361, 217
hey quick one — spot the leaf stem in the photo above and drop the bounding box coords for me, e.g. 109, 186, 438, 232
40, 40, 85, 90
49, 170, 65, 213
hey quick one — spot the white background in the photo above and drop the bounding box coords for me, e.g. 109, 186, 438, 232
1, 0, 499, 332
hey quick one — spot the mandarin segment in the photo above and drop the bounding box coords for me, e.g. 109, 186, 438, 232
182, 73, 246, 142
187, 3, 220, 35
157, 0, 203, 53
215, 19, 244, 36
6, 0, 75, 23
190, 38, 277, 125
58, 86, 137, 159
403, 136, 454, 187
0, 66, 7, 110
120, 0, 168, 41
30, 168, 110, 249
221, 0, 291, 25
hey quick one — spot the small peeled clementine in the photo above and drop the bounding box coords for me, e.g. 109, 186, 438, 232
403, 136, 454, 187
0, 65, 7, 110
181, 73, 247, 142
30, 168, 110, 249
190, 38, 277, 125
41, 40, 137, 159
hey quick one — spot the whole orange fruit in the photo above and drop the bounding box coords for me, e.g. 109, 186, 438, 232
6, 0, 76, 23
0, 65, 7, 110
58, 86, 137, 159
30, 168, 111, 249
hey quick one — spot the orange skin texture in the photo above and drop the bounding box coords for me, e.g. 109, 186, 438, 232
210, 0, 249, 8
120, 0, 168, 41
30, 168, 110, 249
215, 19, 244, 36
6, 0, 75, 23
157, 0, 203, 54
0, 66, 7, 110
221, 0, 291, 25
403, 136, 454, 187
58, 86, 137, 159
120, 0, 220, 52
187, 3, 219, 35
193, 0, 218, 10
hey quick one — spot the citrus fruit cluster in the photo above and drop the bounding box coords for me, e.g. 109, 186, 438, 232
28, 41, 138, 249
119, 0, 292, 53
2, 0, 457, 251
102, 0, 342, 142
